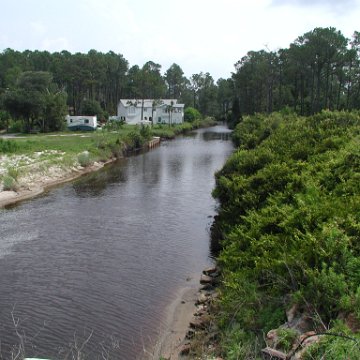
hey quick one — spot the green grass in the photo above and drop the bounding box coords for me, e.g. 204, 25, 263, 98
0, 121, 217, 186
1, 120, 217, 156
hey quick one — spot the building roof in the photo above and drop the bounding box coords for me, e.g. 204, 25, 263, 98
119, 99, 184, 108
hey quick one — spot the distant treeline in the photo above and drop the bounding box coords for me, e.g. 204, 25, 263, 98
1, 26, 359, 126
231, 27, 360, 118
0, 49, 219, 117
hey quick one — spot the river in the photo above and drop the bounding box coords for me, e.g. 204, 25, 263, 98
0, 125, 233, 359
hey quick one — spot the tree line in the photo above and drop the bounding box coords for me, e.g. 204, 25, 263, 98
0, 49, 219, 132
1, 26, 359, 132
227, 27, 360, 122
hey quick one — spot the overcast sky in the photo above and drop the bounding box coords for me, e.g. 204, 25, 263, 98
1, 0, 360, 80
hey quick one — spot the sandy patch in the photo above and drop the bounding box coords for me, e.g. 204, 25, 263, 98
150, 286, 198, 360
0, 157, 113, 208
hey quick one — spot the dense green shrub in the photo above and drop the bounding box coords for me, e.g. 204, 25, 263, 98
0, 138, 19, 153
139, 124, 152, 140
7, 119, 24, 133
302, 322, 360, 359
212, 110, 360, 358
125, 131, 144, 149
184, 107, 201, 122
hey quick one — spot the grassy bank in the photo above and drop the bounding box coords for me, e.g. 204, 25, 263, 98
209, 110, 360, 359
0, 118, 217, 193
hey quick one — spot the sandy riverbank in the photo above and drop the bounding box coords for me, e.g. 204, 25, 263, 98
0, 159, 114, 209
150, 286, 199, 360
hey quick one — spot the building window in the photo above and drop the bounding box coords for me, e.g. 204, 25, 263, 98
158, 117, 161, 123
128, 106, 135, 114
84, 119, 89, 124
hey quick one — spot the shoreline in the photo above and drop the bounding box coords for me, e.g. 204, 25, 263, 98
0, 127, 222, 359
150, 286, 199, 360
0, 158, 116, 209
0, 122, 218, 209
150, 267, 221, 360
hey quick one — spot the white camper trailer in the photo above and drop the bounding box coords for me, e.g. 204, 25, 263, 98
66, 115, 97, 131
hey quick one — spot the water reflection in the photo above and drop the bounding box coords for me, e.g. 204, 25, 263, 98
202, 130, 232, 141
73, 160, 128, 197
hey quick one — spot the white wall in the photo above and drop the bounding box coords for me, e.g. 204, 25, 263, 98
117, 101, 184, 125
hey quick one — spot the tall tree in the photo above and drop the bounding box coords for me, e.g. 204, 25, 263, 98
164, 63, 186, 99
217, 78, 234, 120
2, 71, 67, 132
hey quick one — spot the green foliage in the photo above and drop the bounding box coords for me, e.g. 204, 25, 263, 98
104, 119, 125, 131
43, 91, 68, 132
77, 151, 92, 167
81, 99, 104, 120
212, 111, 360, 358
0, 138, 19, 153
8, 119, 23, 133
0, 110, 10, 130
2, 175, 17, 191
7, 166, 19, 180
125, 131, 144, 149
139, 124, 152, 140
184, 107, 201, 122
231, 27, 359, 116
220, 324, 262, 360
302, 322, 360, 360
2, 71, 67, 133
276, 328, 298, 352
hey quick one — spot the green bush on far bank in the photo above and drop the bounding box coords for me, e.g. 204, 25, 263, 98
0, 120, 217, 179
184, 107, 202, 122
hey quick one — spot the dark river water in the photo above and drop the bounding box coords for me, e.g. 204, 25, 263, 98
0, 125, 233, 359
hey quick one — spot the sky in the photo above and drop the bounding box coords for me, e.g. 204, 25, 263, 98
1, 0, 360, 81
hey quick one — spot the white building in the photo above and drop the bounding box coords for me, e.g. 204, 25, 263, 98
117, 99, 184, 125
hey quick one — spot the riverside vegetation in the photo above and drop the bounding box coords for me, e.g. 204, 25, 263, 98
208, 110, 360, 359
0, 118, 215, 194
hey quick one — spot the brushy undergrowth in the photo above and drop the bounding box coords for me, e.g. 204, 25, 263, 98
212, 110, 360, 358
2, 175, 17, 191
77, 151, 92, 167
0, 138, 19, 153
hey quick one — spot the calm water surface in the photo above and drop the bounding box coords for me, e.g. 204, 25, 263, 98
0, 126, 233, 359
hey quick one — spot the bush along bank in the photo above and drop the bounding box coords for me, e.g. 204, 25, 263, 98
208, 110, 360, 359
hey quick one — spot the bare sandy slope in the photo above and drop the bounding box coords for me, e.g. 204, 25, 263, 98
149, 286, 198, 360
0, 154, 111, 208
